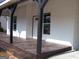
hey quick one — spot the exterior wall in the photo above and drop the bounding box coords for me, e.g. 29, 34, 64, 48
33, 0, 77, 47
73, 17, 79, 50
43, 0, 77, 46
7, 4, 27, 39
25, 2, 37, 38
6, 0, 79, 49
14, 5, 27, 39
0, 16, 7, 31
7, 1, 38, 39
7, 16, 10, 34
73, 0, 79, 50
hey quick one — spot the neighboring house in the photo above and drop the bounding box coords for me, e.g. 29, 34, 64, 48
0, 0, 79, 50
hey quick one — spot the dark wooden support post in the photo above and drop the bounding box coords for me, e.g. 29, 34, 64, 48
35, 0, 48, 59
37, 7, 43, 57
10, 4, 17, 44
0, 9, 2, 16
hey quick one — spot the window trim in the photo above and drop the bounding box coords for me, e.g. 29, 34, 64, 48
13, 16, 17, 31
43, 13, 51, 35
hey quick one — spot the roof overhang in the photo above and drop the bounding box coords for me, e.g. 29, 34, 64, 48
0, 0, 20, 9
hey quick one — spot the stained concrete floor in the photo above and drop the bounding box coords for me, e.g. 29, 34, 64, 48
0, 32, 71, 59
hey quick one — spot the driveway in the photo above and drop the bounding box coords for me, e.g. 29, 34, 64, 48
48, 51, 79, 59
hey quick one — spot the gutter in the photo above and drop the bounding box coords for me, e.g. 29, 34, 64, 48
0, 0, 28, 9
0, 0, 19, 9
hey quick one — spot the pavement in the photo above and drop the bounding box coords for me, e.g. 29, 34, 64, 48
48, 51, 79, 59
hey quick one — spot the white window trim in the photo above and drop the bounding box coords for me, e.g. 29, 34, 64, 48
43, 13, 51, 35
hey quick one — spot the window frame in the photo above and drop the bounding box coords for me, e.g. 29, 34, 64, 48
43, 13, 51, 35
13, 16, 17, 31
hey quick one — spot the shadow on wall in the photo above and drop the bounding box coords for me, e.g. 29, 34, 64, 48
0, 22, 5, 32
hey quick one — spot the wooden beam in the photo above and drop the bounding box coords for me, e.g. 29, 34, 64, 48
10, 4, 17, 44
41, 0, 48, 9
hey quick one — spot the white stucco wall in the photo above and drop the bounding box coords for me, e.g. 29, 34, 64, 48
7, 16, 10, 34
14, 5, 27, 39
6, 0, 79, 49
7, 1, 37, 39
33, 0, 77, 47
73, 0, 79, 50
43, 0, 77, 46
7, 4, 27, 39
0, 16, 7, 31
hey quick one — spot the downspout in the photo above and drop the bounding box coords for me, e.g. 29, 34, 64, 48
10, 3, 17, 43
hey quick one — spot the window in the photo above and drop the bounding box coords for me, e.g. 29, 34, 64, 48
43, 13, 50, 34
13, 16, 17, 31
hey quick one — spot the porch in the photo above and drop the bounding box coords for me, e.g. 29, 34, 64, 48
0, 32, 71, 59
